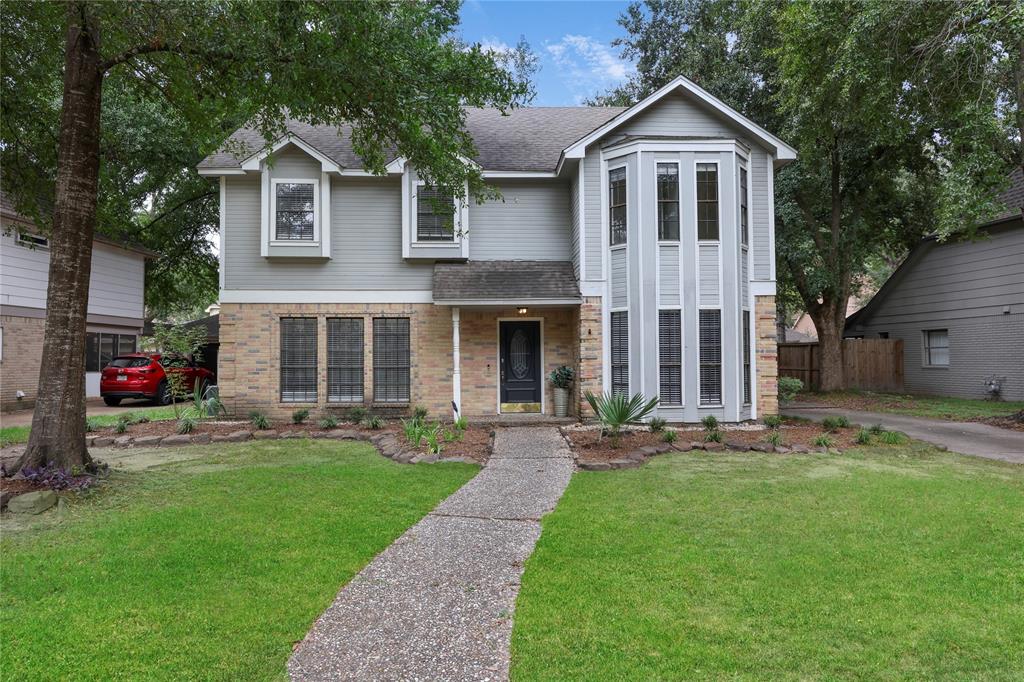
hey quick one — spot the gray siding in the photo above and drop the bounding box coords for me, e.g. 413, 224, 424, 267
268, 146, 320, 179
750, 149, 771, 280
569, 169, 580, 278
849, 224, 1024, 400
699, 243, 720, 305
469, 180, 572, 260
610, 247, 628, 308
583, 152, 603, 279
659, 244, 680, 306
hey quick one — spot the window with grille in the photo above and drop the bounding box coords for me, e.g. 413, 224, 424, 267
699, 309, 722, 405
373, 318, 410, 402
609, 167, 627, 245
658, 310, 682, 405
416, 186, 456, 241
739, 165, 749, 247
696, 163, 719, 241
657, 163, 679, 241
327, 318, 363, 402
923, 329, 949, 366
275, 182, 316, 241
610, 311, 629, 397
742, 310, 751, 405
280, 318, 317, 402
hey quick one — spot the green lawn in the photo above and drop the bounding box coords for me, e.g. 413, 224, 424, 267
1, 439, 476, 680
797, 390, 1024, 421
1, 405, 178, 446
512, 445, 1024, 680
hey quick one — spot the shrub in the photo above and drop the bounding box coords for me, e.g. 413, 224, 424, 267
880, 430, 906, 445
703, 429, 723, 443
402, 418, 425, 447
114, 417, 129, 434
584, 391, 660, 438
318, 416, 339, 430
813, 433, 836, 448
84, 417, 100, 433
763, 414, 782, 429
766, 430, 784, 447
412, 405, 429, 421
365, 416, 383, 430
348, 406, 368, 424
869, 423, 885, 435
453, 415, 468, 432
778, 376, 804, 402
425, 422, 443, 455
855, 429, 872, 445
132, 414, 151, 424
662, 430, 678, 444
176, 416, 196, 435
291, 409, 310, 424
821, 415, 850, 431
548, 365, 575, 389
649, 417, 667, 433
249, 411, 269, 430
701, 415, 719, 431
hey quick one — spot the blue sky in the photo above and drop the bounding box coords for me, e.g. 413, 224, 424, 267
458, 0, 635, 105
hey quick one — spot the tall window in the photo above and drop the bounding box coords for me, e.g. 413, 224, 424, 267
610, 311, 629, 396
657, 163, 679, 241
275, 182, 316, 241
658, 310, 682, 406
609, 167, 627, 245
416, 186, 456, 241
280, 318, 317, 402
373, 318, 410, 402
696, 163, 719, 241
739, 165, 749, 247
923, 329, 949, 367
742, 310, 751, 405
699, 310, 722, 405
85, 332, 137, 371
327, 318, 364, 403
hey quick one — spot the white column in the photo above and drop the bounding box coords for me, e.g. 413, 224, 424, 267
452, 306, 461, 419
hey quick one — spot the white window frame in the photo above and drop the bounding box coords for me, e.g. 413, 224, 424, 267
695, 160, 721, 243
922, 329, 950, 368
401, 167, 470, 258
269, 177, 320, 246
655, 160, 681, 243
15, 232, 49, 250
412, 180, 464, 244
607, 163, 628, 247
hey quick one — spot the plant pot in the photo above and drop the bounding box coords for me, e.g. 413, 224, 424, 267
553, 386, 570, 417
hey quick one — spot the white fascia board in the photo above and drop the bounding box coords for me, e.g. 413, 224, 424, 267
197, 167, 246, 176
481, 170, 558, 179
432, 298, 582, 307
220, 289, 434, 304
601, 140, 743, 162
239, 134, 342, 173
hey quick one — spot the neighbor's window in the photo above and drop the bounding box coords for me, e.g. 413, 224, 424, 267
742, 310, 751, 405
739, 165, 749, 247
280, 318, 318, 402
658, 310, 682, 406
85, 332, 137, 371
699, 309, 722, 405
416, 185, 456, 241
373, 318, 410, 402
610, 311, 629, 397
657, 163, 679, 241
275, 182, 316, 241
327, 318, 364, 403
609, 167, 627, 246
923, 329, 949, 367
696, 163, 719, 241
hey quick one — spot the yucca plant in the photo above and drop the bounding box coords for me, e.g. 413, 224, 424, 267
585, 391, 660, 443
184, 383, 225, 420
649, 417, 667, 433
176, 416, 197, 435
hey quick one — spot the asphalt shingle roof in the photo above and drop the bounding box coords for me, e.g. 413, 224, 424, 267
993, 166, 1024, 223
199, 107, 627, 173
432, 261, 580, 302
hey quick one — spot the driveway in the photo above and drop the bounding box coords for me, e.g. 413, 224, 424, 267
0, 398, 159, 428
783, 405, 1024, 464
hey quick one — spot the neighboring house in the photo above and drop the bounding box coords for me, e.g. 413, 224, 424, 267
197, 76, 796, 421
0, 192, 154, 411
786, 300, 861, 342
845, 169, 1024, 400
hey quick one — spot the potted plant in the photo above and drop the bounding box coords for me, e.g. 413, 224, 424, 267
548, 365, 575, 417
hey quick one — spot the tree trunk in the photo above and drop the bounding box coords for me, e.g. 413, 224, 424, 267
810, 298, 847, 392
14, 8, 103, 474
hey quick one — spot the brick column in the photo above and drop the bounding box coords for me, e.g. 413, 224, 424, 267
755, 295, 778, 417
576, 296, 603, 417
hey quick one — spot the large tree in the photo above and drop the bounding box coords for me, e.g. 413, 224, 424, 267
603, 0, 1019, 390
1, 0, 532, 473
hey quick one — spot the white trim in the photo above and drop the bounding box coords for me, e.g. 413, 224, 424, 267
219, 289, 434, 304
402, 169, 470, 259
560, 75, 797, 169
321, 172, 331, 257
240, 135, 342, 173
197, 167, 246, 176
482, 170, 557, 178
496, 318, 546, 415
654, 159, 682, 244
452, 307, 461, 418
269, 177, 321, 245
751, 281, 777, 297
433, 298, 581, 307
600, 157, 612, 394
260, 171, 270, 257
635, 154, 645, 399
218, 177, 226, 290
580, 282, 603, 297
602, 140, 742, 162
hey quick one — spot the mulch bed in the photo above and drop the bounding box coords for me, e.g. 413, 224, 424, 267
977, 413, 1024, 432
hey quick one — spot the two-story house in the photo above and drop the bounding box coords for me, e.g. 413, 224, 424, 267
198, 77, 796, 421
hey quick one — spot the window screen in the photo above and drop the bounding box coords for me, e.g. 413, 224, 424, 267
85, 333, 100, 372
99, 333, 116, 369
416, 186, 456, 241
699, 309, 722, 405
611, 311, 629, 397
373, 318, 410, 402
280, 318, 317, 402
658, 310, 682, 406
275, 182, 315, 241
657, 163, 679, 241
696, 163, 719, 241
742, 310, 751, 405
118, 335, 137, 356
739, 166, 749, 247
609, 167, 627, 245
327, 318, 364, 402
923, 329, 949, 366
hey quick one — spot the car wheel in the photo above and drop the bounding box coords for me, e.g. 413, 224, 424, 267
103, 396, 122, 407
156, 380, 172, 406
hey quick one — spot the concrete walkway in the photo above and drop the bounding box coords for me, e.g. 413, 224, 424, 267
783, 406, 1024, 464
288, 427, 574, 681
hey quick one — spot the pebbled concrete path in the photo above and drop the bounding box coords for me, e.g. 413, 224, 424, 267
288, 427, 574, 681
783, 406, 1024, 464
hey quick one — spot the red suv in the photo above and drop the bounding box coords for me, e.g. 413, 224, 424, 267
100, 353, 214, 406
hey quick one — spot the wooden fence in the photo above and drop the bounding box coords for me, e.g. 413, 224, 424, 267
778, 339, 904, 392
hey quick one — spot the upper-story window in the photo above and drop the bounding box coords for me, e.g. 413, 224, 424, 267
416, 185, 456, 242
274, 180, 317, 241
657, 163, 679, 241
696, 163, 719, 241
15, 232, 49, 250
609, 167, 627, 245
739, 165, 749, 247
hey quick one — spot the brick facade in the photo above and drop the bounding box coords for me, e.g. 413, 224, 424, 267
754, 295, 779, 416
0, 314, 45, 412
575, 296, 603, 416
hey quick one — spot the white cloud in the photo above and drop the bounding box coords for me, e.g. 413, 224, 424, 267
544, 34, 633, 103
478, 36, 514, 57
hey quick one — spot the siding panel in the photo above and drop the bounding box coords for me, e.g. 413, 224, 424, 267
469, 180, 572, 260
659, 244, 680, 306
611, 247, 627, 308
699, 243, 720, 305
